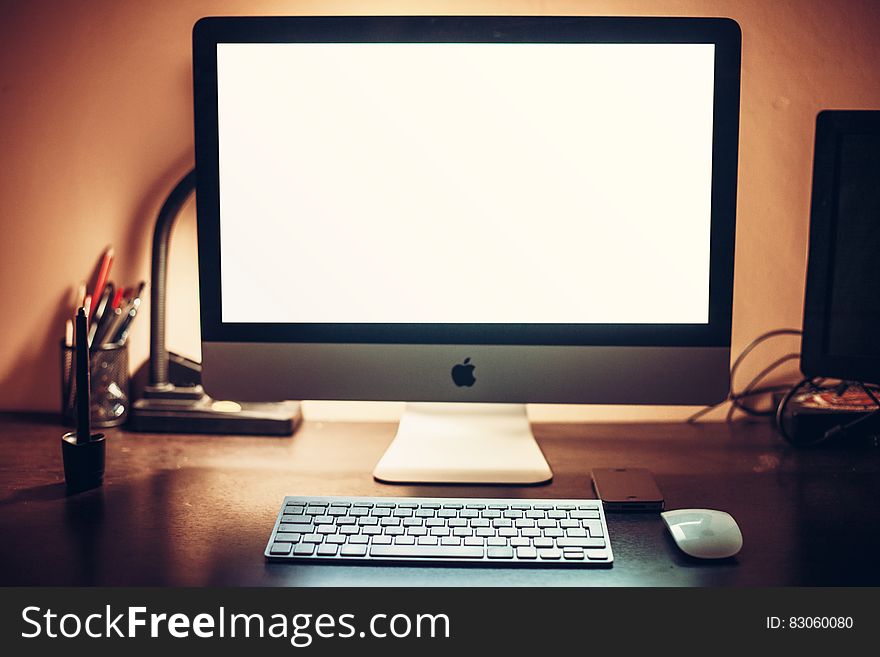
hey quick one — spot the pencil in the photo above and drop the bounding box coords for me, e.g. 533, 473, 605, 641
89, 246, 114, 321
75, 307, 91, 444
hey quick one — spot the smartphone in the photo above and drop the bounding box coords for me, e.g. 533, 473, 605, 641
591, 468, 665, 512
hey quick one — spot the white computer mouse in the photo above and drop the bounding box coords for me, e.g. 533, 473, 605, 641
661, 509, 743, 559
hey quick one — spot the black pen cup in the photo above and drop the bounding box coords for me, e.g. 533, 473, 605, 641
61, 431, 106, 492
61, 340, 130, 428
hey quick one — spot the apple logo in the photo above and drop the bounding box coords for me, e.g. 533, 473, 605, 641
451, 357, 476, 387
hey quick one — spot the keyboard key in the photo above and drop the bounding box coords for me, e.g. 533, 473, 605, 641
353, 502, 373, 508
293, 543, 316, 556
270, 543, 292, 556
336, 517, 356, 526
465, 504, 486, 509
425, 518, 444, 527
517, 547, 538, 559
372, 508, 392, 517
498, 528, 517, 537
305, 506, 326, 515
393, 508, 413, 517
511, 504, 530, 510
556, 504, 575, 510
357, 517, 379, 526
547, 510, 566, 519
394, 535, 416, 545
340, 545, 368, 557
417, 536, 439, 545
570, 510, 601, 520
503, 510, 524, 519
583, 520, 605, 537
460, 509, 479, 518
474, 528, 495, 538
537, 519, 557, 528
438, 510, 457, 518
534, 537, 553, 548
326, 535, 346, 544
538, 548, 562, 560
452, 528, 472, 537
544, 528, 564, 537
302, 534, 323, 544
429, 527, 450, 536
441, 504, 463, 510
464, 537, 484, 546
510, 537, 529, 547
441, 537, 461, 546
420, 503, 441, 509
481, 509, 502, 518
521, 528, 540, 538
349, 507, 369, 517
380, 517, 401, 526
525, 510, 545, 519
274, 533, 301, 543
586, 549, 611, 561
533, 504, 553, 510
487, 546, 515, 559
384, 526, 404, 536
565, 528, 587, 537
281, 515, 311, 524
492, 518, 513, 528
279, 523, 313, 534
408, 526, 428, 536
362, 526, 382, 535
557, 537, 606, 549
470, 519, 490, 528
372, 535, 392, 545
328, 507, 348, 516
402, 517, 422, 527
487, 537, 507, 546
339, 526, 359, 535
514, 519, 535, 528
316, 525, 336, 534
448, 518, 468, 528
375, 503, 395, 509
398, 503, 418, 509
415, 509, 435, 518
348, 535, 369, 544
284, 505, 305, 515
563, 549, 585, 560
488, 504, 508, 510
560, 519, 579, 529
577, 503, 600, 510
370, 545, 484, 559
317, 544, 338, 556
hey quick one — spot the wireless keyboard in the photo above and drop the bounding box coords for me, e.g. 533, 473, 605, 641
265, 496, 613, 566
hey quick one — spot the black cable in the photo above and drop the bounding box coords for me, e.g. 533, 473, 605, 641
774, 377, 813, 445
726, 353, 800, 420
686, 328, 802, 423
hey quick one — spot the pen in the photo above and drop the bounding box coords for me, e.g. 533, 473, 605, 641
75, 307, 91, 444
65, 319, 74, 348
111, 281, 145, 344
88, 283, 114, 346
89, 246, 114, 321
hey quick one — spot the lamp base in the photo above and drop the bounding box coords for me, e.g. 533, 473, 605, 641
129, 384, 301, 436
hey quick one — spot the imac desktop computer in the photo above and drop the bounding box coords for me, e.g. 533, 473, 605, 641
193, 16, 741, 486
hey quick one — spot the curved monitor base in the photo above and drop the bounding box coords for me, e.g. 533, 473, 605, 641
373, 403, 553, 484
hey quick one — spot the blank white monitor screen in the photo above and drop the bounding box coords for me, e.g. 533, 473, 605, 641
216, 42, 715, 325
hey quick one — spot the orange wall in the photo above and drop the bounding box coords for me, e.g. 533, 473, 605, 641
1, 0, 879, 421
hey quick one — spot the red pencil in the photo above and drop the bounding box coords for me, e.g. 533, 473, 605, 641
89, 246, 114, 320
111, 287, 125, 310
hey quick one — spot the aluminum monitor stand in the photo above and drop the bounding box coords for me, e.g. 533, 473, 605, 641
373, 403, 553, 484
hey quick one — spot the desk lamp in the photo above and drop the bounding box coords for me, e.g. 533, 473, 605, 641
128, 169, 302, 435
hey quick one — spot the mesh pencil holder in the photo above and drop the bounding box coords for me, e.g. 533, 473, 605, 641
61, 340, 130, 428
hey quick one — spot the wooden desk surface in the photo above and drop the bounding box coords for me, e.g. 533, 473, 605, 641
1, 413, 878, 586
